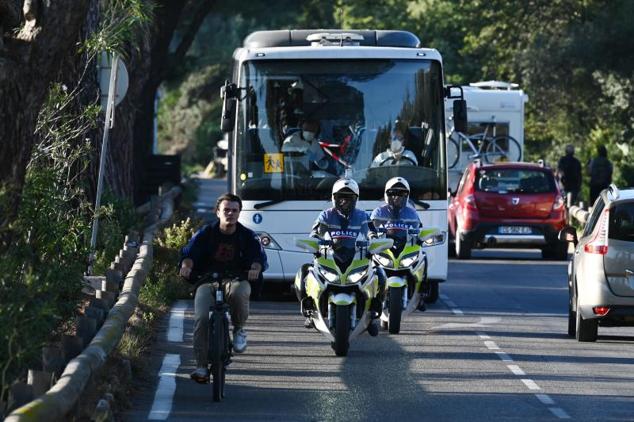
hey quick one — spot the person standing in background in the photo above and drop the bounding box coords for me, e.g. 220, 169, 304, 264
587, 145, 613, 205
556, 144, 582, 205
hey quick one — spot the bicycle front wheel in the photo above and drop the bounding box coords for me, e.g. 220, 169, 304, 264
210, 313, 226, 401
483, 135, 522, 163
447, 136, 460, 168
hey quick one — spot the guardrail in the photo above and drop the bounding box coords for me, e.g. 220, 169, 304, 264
4, 186, 181, 421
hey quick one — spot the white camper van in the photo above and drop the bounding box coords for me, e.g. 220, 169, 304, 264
446, 81, 529, 191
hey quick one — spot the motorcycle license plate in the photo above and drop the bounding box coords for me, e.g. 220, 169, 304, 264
498, 226, 532, 234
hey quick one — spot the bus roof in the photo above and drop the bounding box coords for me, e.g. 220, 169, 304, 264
243, 29, 421, 49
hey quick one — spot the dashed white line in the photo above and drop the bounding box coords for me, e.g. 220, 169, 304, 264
441, 293, 570, 418
507, 364, 525, 376
148, 354, 181, 420
167, 300, 187, 343
495, 351, 514, 362
549, 407, 571, 419
535, 394, 555, 405
521, 378, 541, 390
484, 340, 500, 350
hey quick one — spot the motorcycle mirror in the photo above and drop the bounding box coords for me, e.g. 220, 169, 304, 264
419, 228, 445, 246
296, 238, 320, 253
368, 238, 394, 254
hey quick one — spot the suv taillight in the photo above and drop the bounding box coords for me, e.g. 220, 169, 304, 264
584, 208, 610, 255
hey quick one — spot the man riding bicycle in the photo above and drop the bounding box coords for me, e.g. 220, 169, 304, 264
369, 177, 426, 311
180, 193, 267, 383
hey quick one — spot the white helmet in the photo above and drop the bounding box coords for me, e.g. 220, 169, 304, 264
332, 178, 360, 215
384, 177, 410, 208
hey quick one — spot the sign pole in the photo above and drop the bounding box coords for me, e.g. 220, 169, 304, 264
88, 54, 119, 273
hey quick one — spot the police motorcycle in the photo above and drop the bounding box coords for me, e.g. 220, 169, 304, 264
370, 176, 445, 334
295, 233, 393, 356
373, 225, 444, 334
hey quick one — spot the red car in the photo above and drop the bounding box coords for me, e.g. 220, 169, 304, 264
448, 161, 568, 259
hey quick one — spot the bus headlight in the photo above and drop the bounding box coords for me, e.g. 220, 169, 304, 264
257, 232, 282, 250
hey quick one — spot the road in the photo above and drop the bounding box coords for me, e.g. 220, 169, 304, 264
123, 249, 634, 422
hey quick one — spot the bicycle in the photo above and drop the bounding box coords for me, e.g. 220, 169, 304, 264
446, 122, 521, 168
189, 271, 244, 402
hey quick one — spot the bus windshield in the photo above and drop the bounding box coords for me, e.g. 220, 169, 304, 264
235, 59, 447, 202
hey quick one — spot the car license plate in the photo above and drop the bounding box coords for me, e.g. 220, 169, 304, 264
499, 226, 532, 234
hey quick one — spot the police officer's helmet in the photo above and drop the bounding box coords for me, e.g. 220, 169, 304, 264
332, 178, 359, 216
384, 177, 410, 209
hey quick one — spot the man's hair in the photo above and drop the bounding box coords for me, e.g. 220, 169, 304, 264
215, 193, 242, 211
565, 144, 574, 155
597, 145, 608, 157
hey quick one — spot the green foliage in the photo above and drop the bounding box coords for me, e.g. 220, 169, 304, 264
82, 0, 153, 57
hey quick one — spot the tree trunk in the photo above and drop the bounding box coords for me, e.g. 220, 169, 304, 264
0, 1, 90, 221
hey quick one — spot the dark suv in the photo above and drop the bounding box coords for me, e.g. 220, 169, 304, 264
448, 162, 568, 259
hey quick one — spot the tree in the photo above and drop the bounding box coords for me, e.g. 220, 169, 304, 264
0, 1, 90, 225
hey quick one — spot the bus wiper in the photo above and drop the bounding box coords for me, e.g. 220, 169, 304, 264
410, 198, 431, 210
254, 199, 286, 210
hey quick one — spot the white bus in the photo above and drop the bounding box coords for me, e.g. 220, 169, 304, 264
219, 30, 467, 302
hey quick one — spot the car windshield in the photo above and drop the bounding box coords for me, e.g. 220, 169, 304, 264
475, 168, 555, 194
609, 202, 634, 241
234, 59, 447, 201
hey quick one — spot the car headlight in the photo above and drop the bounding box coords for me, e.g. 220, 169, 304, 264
347, 267, 368, 283
399, 252, 419, 268
318, 266, 339, 283
374, 254, 392, 267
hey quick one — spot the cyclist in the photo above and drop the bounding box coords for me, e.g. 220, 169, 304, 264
295, 178, 384, 329
180, 193, 267, 383
369, 177, 426, 310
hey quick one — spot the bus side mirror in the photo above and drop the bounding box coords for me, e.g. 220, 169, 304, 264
453, 99, 468, 133
220, 81, 238, 133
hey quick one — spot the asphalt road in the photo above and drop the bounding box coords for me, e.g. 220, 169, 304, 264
123, 248, 634, 422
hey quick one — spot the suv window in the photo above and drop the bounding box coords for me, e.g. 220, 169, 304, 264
609, 202, 634, 241
582, 197, 605, 237
475, 168, 555, 194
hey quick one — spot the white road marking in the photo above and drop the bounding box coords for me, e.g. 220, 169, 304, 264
507, 364, 525, 376
167, 301, 188, 343
535, 394, 555, 405
484, 340, 500, 350
148, 354, 181, 420
521, 379, 541, 390
438, 292, 570, 419
549, 407, 571, 419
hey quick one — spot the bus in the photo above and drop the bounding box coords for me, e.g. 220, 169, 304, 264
219, 29, 467, 302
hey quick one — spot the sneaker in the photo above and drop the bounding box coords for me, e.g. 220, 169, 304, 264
233, 328, 247, 353
190, 367, 209, 384
304, 317, 314, 329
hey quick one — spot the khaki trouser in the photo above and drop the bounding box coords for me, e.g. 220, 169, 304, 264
193, 280, 251, 367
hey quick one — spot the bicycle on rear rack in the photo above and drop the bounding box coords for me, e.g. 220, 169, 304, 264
189, 271, 244, 402
446, 122, 522, 168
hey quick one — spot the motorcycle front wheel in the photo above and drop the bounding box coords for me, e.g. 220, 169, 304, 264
333, 305, 351, 356
388, 286, 403, 334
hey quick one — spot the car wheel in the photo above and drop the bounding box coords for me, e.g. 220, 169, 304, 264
455, 229, 472, 259
567, 290, 576, 338
575, 297, 598, 342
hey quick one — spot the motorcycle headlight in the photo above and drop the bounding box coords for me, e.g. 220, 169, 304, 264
318, 266, 338, 283
422, 232, 446, 247
399, 252, 419, 268
347, 267, 368, 283
374, 254, 392, 267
